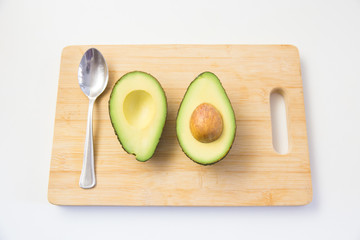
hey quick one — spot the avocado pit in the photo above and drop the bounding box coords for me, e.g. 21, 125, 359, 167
190, 103, 223, 143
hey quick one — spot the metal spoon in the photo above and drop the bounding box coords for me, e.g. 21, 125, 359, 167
78, 48, 109, 189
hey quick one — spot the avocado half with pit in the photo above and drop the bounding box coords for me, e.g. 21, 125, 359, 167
176, 72, 236, 165
109, 71, 167, 161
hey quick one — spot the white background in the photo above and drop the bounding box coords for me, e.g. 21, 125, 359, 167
1, 0, 360, 239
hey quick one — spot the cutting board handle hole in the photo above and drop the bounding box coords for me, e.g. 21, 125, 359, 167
270, 89, 289, 154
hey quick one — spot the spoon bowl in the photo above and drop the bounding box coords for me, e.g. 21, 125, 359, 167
78, 48, 109, 189
78, 48, 108, 98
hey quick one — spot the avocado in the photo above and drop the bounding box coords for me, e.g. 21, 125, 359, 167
176, 72, 236, 165
109, 71, 167, 161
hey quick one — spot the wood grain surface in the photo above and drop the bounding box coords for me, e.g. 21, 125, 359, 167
48, 45, 312, 206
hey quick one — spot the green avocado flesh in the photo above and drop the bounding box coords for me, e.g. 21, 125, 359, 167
109, 71, 167, 161
176, 72, 236, 165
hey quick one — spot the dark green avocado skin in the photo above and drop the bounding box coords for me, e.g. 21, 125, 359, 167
175, 71, 236, 166
108, 71, 167, 162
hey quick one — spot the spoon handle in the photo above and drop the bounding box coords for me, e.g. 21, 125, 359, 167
79, 98, 96, 189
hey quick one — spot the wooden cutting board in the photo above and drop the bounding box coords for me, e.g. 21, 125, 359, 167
48, 45, 312, 206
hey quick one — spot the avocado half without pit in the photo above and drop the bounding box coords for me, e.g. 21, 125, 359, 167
176, 72, 236, 165
109, 71, 167, 161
